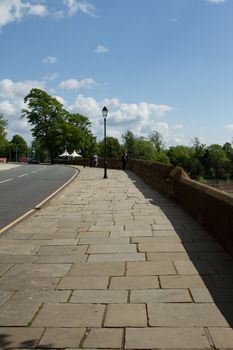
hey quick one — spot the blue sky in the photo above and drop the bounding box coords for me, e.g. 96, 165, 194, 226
0, 0, 233, 147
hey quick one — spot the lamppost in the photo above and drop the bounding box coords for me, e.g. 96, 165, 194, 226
102, 106, 108, 178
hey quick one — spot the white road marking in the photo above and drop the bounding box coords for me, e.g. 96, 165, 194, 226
0, 178, 13, 184
18, 173, 29, 178
31, 171, 37, 174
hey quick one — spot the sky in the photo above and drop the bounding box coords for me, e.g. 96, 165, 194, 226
0, 0, 233, 148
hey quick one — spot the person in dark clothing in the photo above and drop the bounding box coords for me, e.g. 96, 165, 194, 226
121, 152, 128, 170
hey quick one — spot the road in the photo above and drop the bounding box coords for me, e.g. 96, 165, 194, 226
0, 164, 77, 230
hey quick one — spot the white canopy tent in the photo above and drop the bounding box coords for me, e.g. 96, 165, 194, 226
70, 151, 82, 158
59, 150, 70, 157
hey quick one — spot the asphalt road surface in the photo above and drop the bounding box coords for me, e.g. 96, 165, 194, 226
0, 164, 77, 230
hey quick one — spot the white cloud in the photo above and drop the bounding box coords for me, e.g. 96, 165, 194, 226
224, 124, 233, 131
42, 73, 59, 81
67, 95, 175, 142
0, 1, 96, 29
94, 45, 109, 54
27, 4, 47, 17
63, 0, 78, 16
0, 79, 45, 99
70, 94, 100, 117
207, 0, 225, 3
76, 1, 96, 17
42, 56, 58, 64
53, 95, 66, 106
0, 100, 15, 117
0, 96, 31, 143
59, 78, 96, 90
0, 0, 47, 28
63, 0, 96, 17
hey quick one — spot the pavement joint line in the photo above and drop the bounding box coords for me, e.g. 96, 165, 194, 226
203, 327, 215, 348
80, 327, 90, 348
101, 304, 108, 328
122, 327, 126, 349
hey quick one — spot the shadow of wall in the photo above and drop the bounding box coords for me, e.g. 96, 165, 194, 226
126, 170, 233, 328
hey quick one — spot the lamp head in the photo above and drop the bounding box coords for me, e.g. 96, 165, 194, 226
102, 106, 108, 118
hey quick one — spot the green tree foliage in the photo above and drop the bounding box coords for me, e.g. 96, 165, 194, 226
10, 135, 28, 161
22, 88, 66, 160
22, 88, 95, 161
203, 144, 231, 179
0, 114, 9, 157
149, 131, 165, 152
134, 138, 158, 161
167, 146, 193, 170
121, 130, 135, 157
98, 137, 122, 158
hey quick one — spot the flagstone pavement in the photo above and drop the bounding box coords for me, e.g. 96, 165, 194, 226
0, 167, 233, 349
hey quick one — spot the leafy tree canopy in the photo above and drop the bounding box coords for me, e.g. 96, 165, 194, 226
98, 136, 122, 158
149, 131, 165, 152
22, 88, 95, 161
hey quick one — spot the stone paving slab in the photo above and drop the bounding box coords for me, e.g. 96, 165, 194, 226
0, 276, 60, 291
160, 275, 214, 288
0, 167, 233, 349
0, 327, 44, 348
125, 327, 210, 349
208, 327, 233, 348
34, 254, 87, 264
70, 290, 128, 303
87, 243, 137, 254
109, 276, 159, 289
146, 251, 198, 261
10, 290, 70, 303
0, 291, 14, 305
83, 328, 123, 348
87, 253, 146, 262
130, 289, 192, 303
138, 242, 186, 252
4, 263, 71, 278
67, 262, 125, 276
173, 260, 216, 274
104, 303, 147, 327
0, 302, 41, 326
147, 303, 229, 326
33, 303, 105, 327
38, 327, 85, 348
126, 261, 176, 275
57, 276, 109, 289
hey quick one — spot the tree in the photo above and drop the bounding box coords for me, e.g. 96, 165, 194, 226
191, 137, 206, 159
133, 138, 158, 161
10, 135, 28, 161
22, 89, 94, 161
203, 144, 231, 179
122, 130, 135, 157
149, 131, 165, 152
22, 88, 66, 160
0, 114, 9, 157
167, 145, 194, 174
98, 137, 122, 158
64, 113, 93, 154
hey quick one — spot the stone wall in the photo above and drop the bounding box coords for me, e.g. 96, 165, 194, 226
128, 159, 233, 256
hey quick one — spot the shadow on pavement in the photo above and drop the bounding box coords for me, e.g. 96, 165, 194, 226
127, 170, 233, 328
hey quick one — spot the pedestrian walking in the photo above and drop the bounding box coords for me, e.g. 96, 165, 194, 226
121, 152, 128, 170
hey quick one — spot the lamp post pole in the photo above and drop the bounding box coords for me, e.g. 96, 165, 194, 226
102, 106, 108, 179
